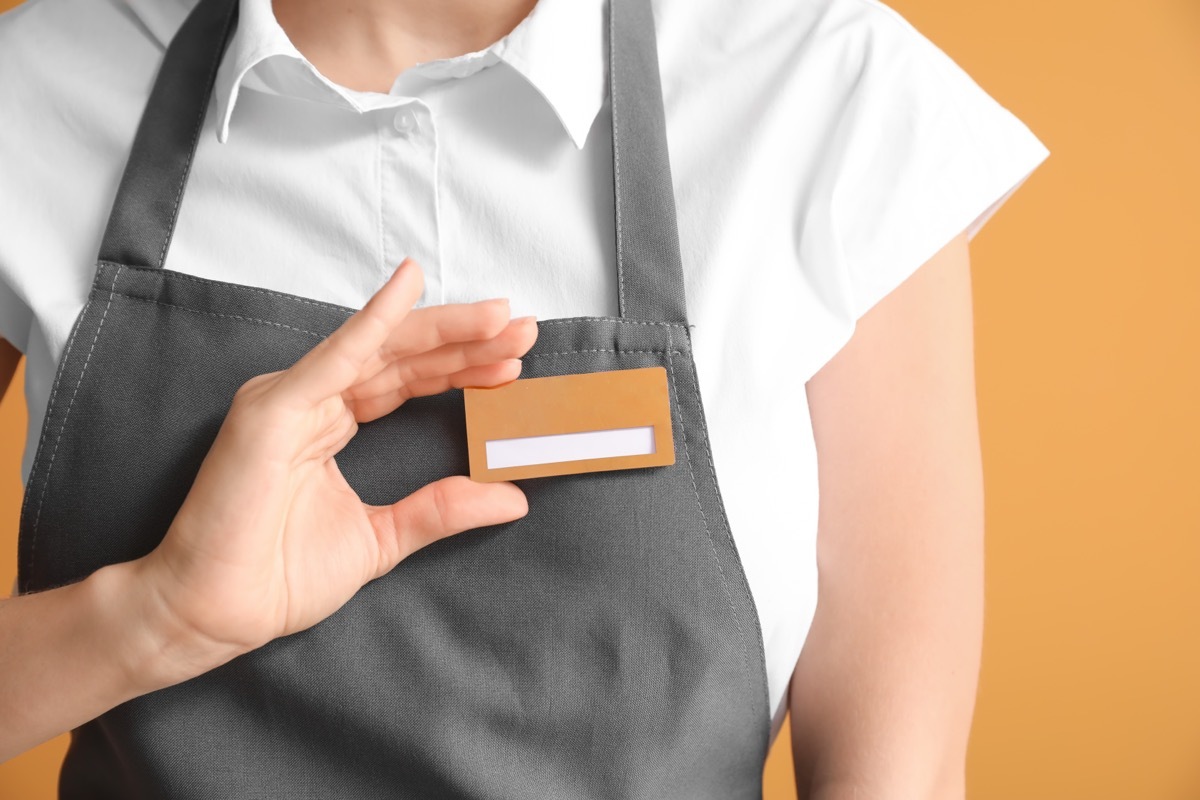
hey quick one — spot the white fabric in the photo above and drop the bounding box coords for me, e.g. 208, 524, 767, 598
0, 0, 1050, 744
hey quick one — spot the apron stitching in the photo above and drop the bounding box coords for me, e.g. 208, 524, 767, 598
29, 265, 124, 570
91, 266, 686, 326
535, 319, 681, 329
107, 293, 327, 339
97, 262, 355, 311
92, 292, 691, 354
92, 267, 690, 327
680, 333, 774, 733
17, 278, 99, 581
524, 348, 681, 359
664, 331, 751, 684
155, 0, 237, 270
609, 0, 626, 318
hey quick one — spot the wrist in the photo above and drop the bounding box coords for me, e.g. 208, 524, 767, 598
90, 558, 244, 695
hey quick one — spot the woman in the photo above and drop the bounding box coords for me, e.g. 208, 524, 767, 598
0, 0, 1050, 795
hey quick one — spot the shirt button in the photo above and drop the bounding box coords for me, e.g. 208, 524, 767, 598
392, 109, 419, 137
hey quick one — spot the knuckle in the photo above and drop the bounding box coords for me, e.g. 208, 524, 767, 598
235, 371, 279, 397
229, 372, 290, 422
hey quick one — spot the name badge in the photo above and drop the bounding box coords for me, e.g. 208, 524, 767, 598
463, 366, 676, 482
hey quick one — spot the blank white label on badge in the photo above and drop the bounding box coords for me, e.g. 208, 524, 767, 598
484, 426, 656, 470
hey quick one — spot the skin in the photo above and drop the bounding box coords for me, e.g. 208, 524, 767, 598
792, 230, 984, 799
0, 1, 985, 795
273, 0, 541, 92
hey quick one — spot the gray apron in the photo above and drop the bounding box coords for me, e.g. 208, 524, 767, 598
17, 0, 772, 795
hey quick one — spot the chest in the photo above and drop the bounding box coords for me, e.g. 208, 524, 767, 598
9, 44, 838, 738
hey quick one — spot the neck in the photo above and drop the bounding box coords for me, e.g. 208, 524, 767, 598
272, 0, 541, 92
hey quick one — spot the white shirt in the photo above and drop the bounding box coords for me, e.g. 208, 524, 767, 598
0, 0, 1050, 743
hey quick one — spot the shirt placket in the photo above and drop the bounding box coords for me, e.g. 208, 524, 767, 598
377, 100, 442, 307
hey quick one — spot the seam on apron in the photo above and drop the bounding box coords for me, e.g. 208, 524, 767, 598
89, 296, 696, 354
107, 293, 327, 338
19, 276, 100, 580
524, 348, 681, 359
609, 0, 626, 317
99, 291, 689, 355
83, 293, 690, 366
29, 266, 124, 571
664, 329, 751, 686
96, 262, 355, 312
535, 319, 683, 329
680, 329, 774, 731
91, 270, 691, 328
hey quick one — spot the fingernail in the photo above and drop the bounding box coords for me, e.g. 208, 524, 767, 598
512, 315, 537, 324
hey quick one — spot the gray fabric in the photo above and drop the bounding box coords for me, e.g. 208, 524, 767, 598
18, 0, 772, 796
609, 0, 689, 324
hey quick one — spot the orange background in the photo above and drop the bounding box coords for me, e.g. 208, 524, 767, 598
2, 0, 1198, 797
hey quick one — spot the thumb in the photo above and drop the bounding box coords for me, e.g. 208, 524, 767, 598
366, 475, 529, 578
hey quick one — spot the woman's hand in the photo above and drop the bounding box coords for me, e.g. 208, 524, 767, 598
133, 258, 537, 682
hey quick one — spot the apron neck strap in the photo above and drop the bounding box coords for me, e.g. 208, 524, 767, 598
607, 0, 688, 324
97, 0, 238, 275
97, 0, 690, 325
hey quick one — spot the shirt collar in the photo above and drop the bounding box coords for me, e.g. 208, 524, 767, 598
209, 0, 607, 149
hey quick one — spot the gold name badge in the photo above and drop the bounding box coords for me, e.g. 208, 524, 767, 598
463, 366, 676, 482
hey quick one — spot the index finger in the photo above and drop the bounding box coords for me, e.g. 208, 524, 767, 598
275, 258, 425, 407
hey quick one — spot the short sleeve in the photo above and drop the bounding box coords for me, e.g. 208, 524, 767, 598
0, 273, 32, 353
824, 3, 1052, 321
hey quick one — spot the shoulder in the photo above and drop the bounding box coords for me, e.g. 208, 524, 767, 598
652, 0, 1049, 340
0, 0, 196, 37
648, 0, 999, 208
0, 0, 193, 351
0, 0, 198, 221
0, 0, 177, 69
653, 0, 962, 83
0, 0, 191, 113
650, 0, 997, 182
0, 0, 167, 188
